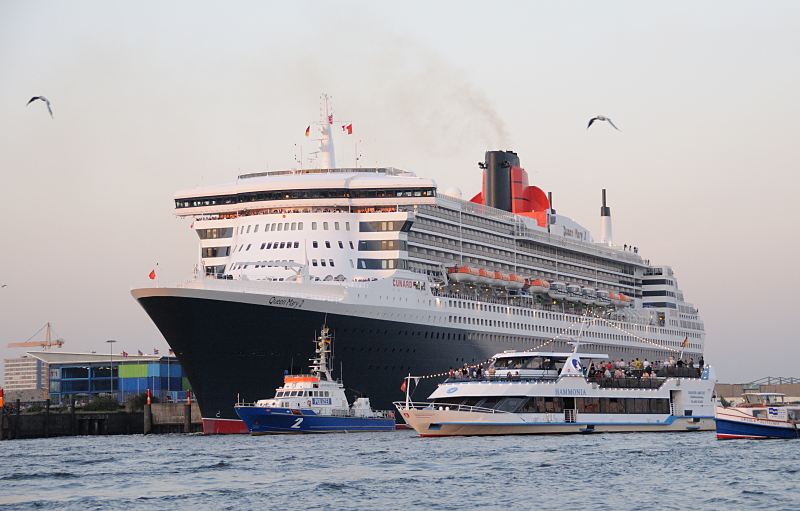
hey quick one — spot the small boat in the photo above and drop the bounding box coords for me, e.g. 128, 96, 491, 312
580, 287, 596, 305
715, 393, 800, 440
548, 281, 568, 300
234, 325, 396, 434
594, 289, 611, 307
395, 324, 717, 437
478, 268, 494, 285
448, 265, 479, 283
527, 278, 551, 294
506, 274, 525, 290
565, 284, 583, 302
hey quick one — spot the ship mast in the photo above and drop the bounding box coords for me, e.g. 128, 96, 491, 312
318, 93, 336, 169
309, 325, 334, 381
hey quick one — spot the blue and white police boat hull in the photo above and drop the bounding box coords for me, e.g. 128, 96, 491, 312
234, 325, 395, 434
715, 393, 800, 440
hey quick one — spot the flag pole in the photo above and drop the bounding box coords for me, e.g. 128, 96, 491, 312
404, 373, 411, 409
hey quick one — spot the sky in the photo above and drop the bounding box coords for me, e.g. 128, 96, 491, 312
1, 1, 798, 383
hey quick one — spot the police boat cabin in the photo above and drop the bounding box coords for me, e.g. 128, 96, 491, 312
395, 343, 716, 437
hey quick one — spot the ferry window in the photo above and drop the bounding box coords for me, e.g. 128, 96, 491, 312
294, 242, 299, 248
267, 243, 272, 249
349, 241, 354, 249
284, 223, 289, 230
246, 225, 251, 233
260, 243, 266, 249
345, 222, 350, 231
313, 241, 318, 248
323, 222, 329, 230
312, 222, 318, 230
280, 242, 286, 249
338, 241, 343, 249
324, 391, 329, 397
312, 259, 318, 266
329, 259, 334, 267
271, 223, 276, 231
495, 397, 525, 412
325, 241, 331, 249
335, 222, 340, 230
254, 225, 259, 233
291, 222, 296, 230
298, 222, 304, 230
349, 259, 354, 268
277, 223, 283, 231
321, 260, 327, 267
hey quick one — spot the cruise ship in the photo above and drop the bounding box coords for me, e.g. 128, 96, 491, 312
132, 97, 705, 433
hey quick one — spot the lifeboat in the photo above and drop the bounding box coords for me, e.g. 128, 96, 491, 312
527, 278, 551, 294
447, 266, 479, 283
594, 289, 611, 306
580, 287, 597, 305
478, 268, 495, 285
618, 293, 633, 307
565, 284, 583, 302
506, 274, 525, 290
548, 281, 568, 300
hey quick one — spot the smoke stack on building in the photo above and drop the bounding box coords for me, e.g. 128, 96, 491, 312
600, 188, 613, 245
470, 150, 550, 228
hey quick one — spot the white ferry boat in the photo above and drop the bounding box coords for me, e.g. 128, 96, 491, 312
715, 393, 800, 440
395, 329, 716, 437
131, 95, 707, 433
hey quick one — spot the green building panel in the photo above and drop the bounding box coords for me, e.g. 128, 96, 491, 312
119, 363, 148, 378
181, 377, 191, 391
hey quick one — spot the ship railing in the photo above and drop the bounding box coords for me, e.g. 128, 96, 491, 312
394, 401, 511, 414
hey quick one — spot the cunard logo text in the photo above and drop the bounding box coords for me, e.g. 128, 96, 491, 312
393, 278, 426, 291
268, 296, 305, 308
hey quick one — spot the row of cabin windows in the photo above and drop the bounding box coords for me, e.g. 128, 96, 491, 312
441, 396, 671, 414
197, 228, 233, 239
235, 241, 301, 252
275, 390, 330, 398
642, 290, 676, 297
357, 258, 408, 270
312, 240, 355, 249
311, 259, 336, 267
239, 222, 304, 234
202, 246, 231, 258
175, 187, 436, 208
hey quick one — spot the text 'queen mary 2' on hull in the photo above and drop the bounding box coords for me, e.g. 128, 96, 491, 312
131, 98, 706, 433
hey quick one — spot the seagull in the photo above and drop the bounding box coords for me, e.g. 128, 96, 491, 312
27, 96, 53, 118
1, 284, 7, 288
587, 115, 620, 131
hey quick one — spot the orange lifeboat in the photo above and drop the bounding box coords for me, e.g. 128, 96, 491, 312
507, 274, 525, 290
448, 266, 479, 283
478, 268, 494, 285
527, 278, 551, 294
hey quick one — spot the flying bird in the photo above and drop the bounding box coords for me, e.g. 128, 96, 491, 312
27, 96, 53, 118
587, 115, 619, 131
1, 284, 7, 288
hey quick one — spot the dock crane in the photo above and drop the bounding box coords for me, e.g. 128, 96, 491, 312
6, 322, 65, 350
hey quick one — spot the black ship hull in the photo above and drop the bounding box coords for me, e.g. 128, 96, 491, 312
133, 290, 579, 433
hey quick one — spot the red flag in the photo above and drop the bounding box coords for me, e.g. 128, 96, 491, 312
304, 125, 310, 137
400, 380, 407, 393
0, 387, 4, 408
122, 351, 128, 357
342, 123, 353, 135
149, 269, 156, 280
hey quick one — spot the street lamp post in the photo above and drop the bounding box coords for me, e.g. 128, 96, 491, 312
106, 340, 117, 399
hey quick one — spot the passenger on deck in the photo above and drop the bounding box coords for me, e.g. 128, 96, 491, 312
513, 371, 520, 381
604, 367, 612, 378
688, 358, 694, 368
506, 371, 513, 381
699, 356, 705, 369
613, 368, 624, 378
448, 368, 455, 380
488, 365, 496, 380
676, 359, 684, 368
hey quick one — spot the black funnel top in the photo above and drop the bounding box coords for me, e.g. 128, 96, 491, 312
483, 150, 519, 212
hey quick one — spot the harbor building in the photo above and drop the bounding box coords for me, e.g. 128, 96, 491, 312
26, 352, 190, 404
2, 356, 48, 401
